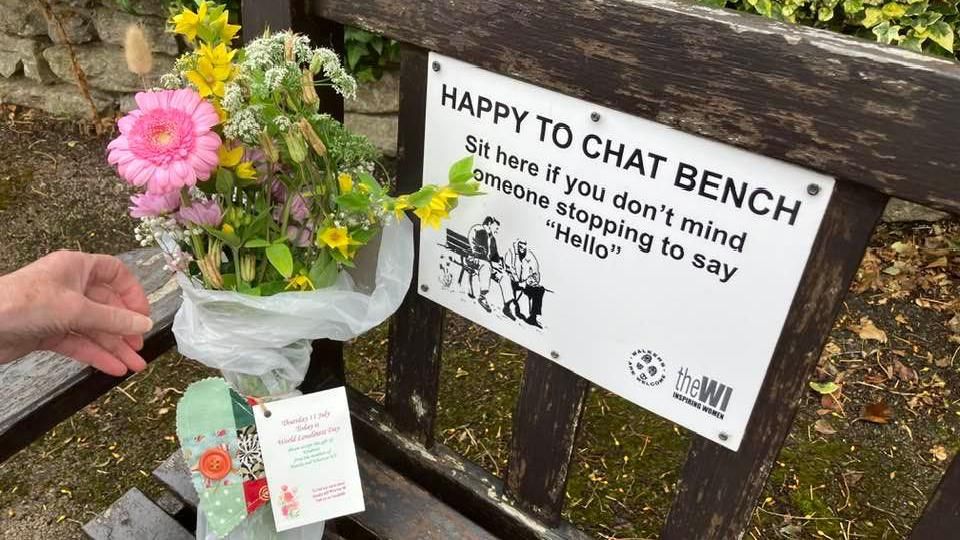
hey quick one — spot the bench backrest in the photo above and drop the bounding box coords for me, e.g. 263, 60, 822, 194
246, 1, 960, 538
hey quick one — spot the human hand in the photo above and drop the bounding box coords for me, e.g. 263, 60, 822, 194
0, 251, 154, 376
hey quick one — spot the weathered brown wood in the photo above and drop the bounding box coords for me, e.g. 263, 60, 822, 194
505, 352, 591, 524
385, 45, 446, 446
661, 181, 889, 539
910, 452, 960, 538
82, 488, 194, 540
0, 249, 179, 463
243, 0, 347, 393
348, 388, 593, 540
313, 0, 960, 214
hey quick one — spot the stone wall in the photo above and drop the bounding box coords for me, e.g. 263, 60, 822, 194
0, 0, 177, 117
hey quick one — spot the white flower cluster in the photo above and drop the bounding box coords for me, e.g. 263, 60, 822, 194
224, 106, 263, 145
312, 48, 357, 100
134, 216, 185, 247
221, 82, 245, 115
159, 72, 184, 89
273, 115, 293, 132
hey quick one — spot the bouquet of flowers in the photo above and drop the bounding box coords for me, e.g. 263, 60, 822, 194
108, 0, 479, 394
107, 1, 479, 538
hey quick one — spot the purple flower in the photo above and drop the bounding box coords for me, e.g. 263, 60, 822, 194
178, 199, 223, 227
129, 190, 181, 218
271, 181, 310, 224
286, 224, 314, 247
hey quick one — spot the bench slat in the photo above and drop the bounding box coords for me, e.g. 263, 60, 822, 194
386, 45, 446, 447
505, 352, 591, 524
0, 249, 180, 462
82, 488, 193, 540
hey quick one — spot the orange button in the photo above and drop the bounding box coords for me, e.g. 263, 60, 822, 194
198, 446, 232, 480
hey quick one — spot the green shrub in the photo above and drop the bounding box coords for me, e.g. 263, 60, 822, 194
705, 0, 957, 59
344, 27, 400, 83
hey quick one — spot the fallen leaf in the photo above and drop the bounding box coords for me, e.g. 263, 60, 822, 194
893, 359, 917, 383
810, 381, 840, 395
925, 256, 948, 269
851, 317, 888, 343
858, 401, 892, 424
895, 314, 909, 325
814, 419, 837, 435
930, 445, 949, 462
947, 314, 960, 335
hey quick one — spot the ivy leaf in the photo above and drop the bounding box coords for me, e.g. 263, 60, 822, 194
448, 155, 475, 184
863, 7, 885, 26
819, 6, 836, 21
266, 243, 294, 279
844, 0, 865, 15
873, 21, 903, 43
882, 2, 907, 18
925, 21, 954, 51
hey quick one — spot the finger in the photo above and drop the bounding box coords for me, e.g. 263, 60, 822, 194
72, 298, 153, 336
48, 334, 129, 377
86, 285, 145, 351
88, 331, 147, 373
85, 254, 151, 317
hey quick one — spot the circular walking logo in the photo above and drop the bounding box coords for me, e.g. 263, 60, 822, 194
628, 349, 666, 387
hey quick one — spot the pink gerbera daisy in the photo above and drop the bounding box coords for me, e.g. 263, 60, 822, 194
108, 89, 221, 194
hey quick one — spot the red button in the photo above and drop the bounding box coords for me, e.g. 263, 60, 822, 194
198, 446, 232, 480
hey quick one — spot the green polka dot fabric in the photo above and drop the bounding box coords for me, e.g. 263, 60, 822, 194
177, 378, 270, 538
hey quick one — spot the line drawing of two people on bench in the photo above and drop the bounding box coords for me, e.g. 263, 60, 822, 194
442, 216, 548, 329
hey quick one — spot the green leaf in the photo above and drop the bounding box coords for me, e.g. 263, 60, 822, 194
358, 173, 384, 197
243, 238, 271, 248
204, 227, 243, 249
308, 252, 339, 289
843, 0, 864, 14
407, 187, 437, 208
335, 192, 372, 212
882, 2, 907, 18
818, 6, 836, 21
215, 168, 235, 197
873, 21, 902, 43
809, 381, 840, 394
266, 243, 294, 279
346, 45, 364, 71
448, 155, 475, 184
925, 20, 954, 51
862, 7, 885, 26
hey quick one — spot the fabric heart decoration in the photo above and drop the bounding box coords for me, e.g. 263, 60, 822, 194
176, 378, 270, 538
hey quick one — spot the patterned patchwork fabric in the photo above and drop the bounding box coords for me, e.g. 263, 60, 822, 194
176, 378, 270, 538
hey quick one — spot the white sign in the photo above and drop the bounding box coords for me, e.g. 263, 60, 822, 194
418, 53, 834, 450
254, 387, 364, 531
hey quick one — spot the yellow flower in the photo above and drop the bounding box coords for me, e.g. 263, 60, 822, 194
318, 226, 359, 258
200, 42, 236, 67
391, 196, 411, 220
213, 100, 228, 122
436, 186, 459, 206
338, 172, 353, 194
186, 43, 235, 97
236, 161, 257, 180
222, 223, 235, 235
211, 11, 241, 44
218, 145, 243, 168
285, 274, 315, 291
414, 196, 450, 229
172, 1, 207, 42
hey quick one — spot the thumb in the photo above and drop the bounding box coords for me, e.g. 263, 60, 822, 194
73, 299, 154, 336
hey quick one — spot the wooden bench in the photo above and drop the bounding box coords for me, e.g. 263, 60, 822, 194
5, 0, 960, 537
0, 248, 180, 463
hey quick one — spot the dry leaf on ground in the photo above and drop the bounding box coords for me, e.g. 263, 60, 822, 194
858, 401, 892, 424
849, 317, 888, 343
